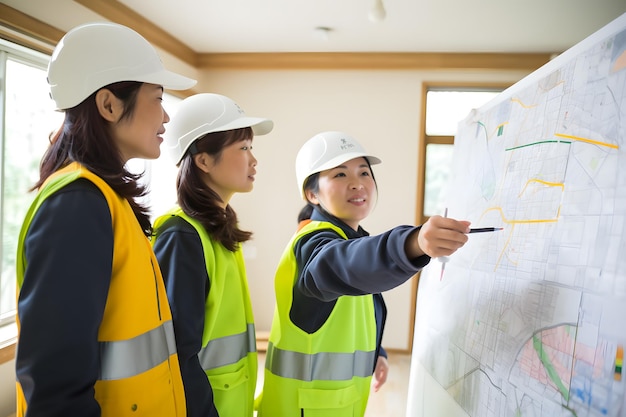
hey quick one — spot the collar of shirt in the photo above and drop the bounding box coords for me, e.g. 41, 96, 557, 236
310, 206, 369, 239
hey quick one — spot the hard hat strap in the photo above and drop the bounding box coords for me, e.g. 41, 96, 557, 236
188, 141, 199, 156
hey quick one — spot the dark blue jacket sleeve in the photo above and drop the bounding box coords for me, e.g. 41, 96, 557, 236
152, 216, 219, 417
296, 225, 430, 302
16, 180, 112, 417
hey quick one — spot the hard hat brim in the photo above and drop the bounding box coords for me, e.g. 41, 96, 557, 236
230, 117, 274, 136
171, 116, 274, 165
315, 152, 382, 174
140, 69, 197, 91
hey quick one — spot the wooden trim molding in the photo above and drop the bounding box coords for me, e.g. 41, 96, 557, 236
74, 0, 198, 67
197, 52, 551, 70
0, 322, 17, 365
0, 342, 16, 365
0, 4, 64, 44
0, 4, 62, 54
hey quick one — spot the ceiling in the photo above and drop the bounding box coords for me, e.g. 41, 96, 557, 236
2, 0, 626, 56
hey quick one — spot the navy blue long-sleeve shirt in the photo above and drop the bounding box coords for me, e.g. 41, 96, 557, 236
17, 179, 112, 417
291, 208, 431, 364
152, 216, 220, 417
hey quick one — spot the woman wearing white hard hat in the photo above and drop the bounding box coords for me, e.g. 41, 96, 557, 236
257, 131, 470, 416
15, 22, 196, 417
152, 93, 273, 417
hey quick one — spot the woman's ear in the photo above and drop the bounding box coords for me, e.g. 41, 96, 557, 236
95, 89, 123, 122
193, 152, 214, 174
305, 189, 319, 205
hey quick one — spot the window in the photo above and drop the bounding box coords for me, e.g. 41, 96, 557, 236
0, 38, 183, 358
0, 40, 63, 326
419, 87, 504, 220
128, 95, 182, 220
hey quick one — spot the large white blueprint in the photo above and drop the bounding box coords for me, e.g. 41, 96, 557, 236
409, 13, 626, 417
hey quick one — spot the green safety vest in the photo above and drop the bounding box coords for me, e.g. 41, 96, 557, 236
258, 221, 376, 417
154, 207, 257, 416
16, 162, 186, 417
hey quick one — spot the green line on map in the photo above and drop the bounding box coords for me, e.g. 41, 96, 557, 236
533, 334, 570, 401
505, 140, 572, 151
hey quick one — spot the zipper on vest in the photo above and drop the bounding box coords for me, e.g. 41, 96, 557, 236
150, 258, 162, 320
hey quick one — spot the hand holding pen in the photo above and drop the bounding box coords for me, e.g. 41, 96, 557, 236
419, 208, 503, 279
406, 210, 503, 262
408, 210, 470, 259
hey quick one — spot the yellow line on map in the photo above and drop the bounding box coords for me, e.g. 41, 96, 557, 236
483, 206, 559, 225
508, 218, 558, 224
555, 133, 619, 149
510, 98, 537, 108
518, 179, 564, 198
483, 205, 561, 270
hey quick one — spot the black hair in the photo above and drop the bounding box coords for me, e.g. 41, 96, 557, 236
34, 81, 153, 236
176, 127, 254, 251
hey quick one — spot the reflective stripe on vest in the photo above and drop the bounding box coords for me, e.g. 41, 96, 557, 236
265, 341, 375, 382
199, 323, 256, 371
99, 320, 177, 381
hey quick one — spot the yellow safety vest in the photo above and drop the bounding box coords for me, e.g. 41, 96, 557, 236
154, 208, 257, 416
258, 221, 376, 417
16, 162, 186, 417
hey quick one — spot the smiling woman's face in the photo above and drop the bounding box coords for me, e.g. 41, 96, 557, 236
306, 157, 376, 230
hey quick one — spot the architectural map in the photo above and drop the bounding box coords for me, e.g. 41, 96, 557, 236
410, 14, 626, 417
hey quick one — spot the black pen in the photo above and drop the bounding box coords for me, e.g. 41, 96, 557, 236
469, 227, 503, 233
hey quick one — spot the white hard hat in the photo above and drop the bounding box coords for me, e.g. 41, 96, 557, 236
163, 93, 274, 165
295, 131, 382, 199
48, 22, 197, 110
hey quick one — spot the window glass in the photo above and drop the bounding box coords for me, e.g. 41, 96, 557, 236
423, 89, 501, 217
424, 144, 455, 217
1, 57, 63, 322
425, 90, 500, 136
131, 94, 182, 220
0, 41, 180, 324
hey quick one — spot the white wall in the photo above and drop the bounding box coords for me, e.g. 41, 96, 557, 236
0, 360, 14, 417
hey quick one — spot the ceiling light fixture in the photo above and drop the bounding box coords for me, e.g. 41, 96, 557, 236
314, 26, 332, 41
369, 0, 386, 22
